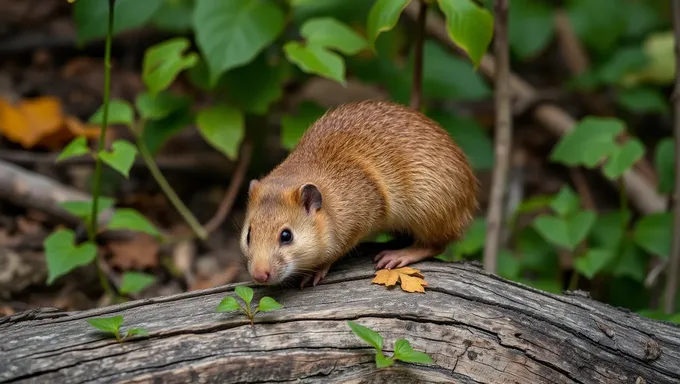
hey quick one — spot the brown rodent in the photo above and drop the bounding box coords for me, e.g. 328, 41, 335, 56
241, 100, 478, 287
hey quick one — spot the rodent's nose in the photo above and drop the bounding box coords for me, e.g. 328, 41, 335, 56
252, 270, 270, 283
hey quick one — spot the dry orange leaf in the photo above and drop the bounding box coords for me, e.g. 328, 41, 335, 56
371, 267, 428, 293
0, 96, 100, 149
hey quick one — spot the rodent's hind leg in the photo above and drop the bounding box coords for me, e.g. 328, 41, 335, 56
373, 243, 445, 270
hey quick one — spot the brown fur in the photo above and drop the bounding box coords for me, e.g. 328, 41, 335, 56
241, 100, 478, 284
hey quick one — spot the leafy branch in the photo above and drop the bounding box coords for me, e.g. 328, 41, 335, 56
87, 315, 148, 343
347, 321, 434, 368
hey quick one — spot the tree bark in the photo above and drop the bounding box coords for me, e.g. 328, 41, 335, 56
1, 257, 679, 384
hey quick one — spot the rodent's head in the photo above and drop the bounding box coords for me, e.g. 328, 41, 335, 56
240, 179, 331, 285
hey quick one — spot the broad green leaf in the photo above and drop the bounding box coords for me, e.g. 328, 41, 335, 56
143, 38, 198, 96
437, 0, 494, 68
135, 91, 191, 121
508, 0, 554, 59
57, 137, 90, 162
235, 286, 254, 306
550, 116, 624, 167
517, 227, 560, 275
196, 105, 245, 160
87, 315, 124, 335
216, 296, 241, 312
612, 239, 647, 282
393, 339, 434, 364
150, 0, 194, 33
222, 53, 291, 115
533, 211, 596, 250
45, 229, 97, 285
300, 17, 368, 55
59, 197, 115, 220
74, 0, 164, 44
126, 328, 149, 337
119, 272, 156, 294
633, 212, 672, 259
375, 351, 394, 368
616, 87, 669, 115
414, 41, 491, 102
347, 321, 383, 350
366, 0, 410, 47
193, 0, 285, 85
89, 100, 135, 128
574, 248, 615, 279
588, 210, 631, 251
622, 1, 664, 39
655, 138, 675, 194
281, 101, 326, 150
107, 208, 160, 236
549, 186, 580, 217
141, 103, 194, 154
497, 250, 521, 280
603, 139, 646, 180
100, 140, 138, 178
595, 47, 648, 85
290, 0, 374, 26
429, 111, 494, 170
452, 217, 487, 257
567, 0, 626, 54
284, 42, 346, 85
624, 32, 675, 86
257, 296, 283, 312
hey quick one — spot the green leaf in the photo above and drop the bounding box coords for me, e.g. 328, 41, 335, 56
257, 296, 283, 312
452, 217, 487, 257
567, 0, 626, 54
196, 105, 245, 161
550, 186, 581, 217
655, 138, 675, 194
150, 0, 194, 33
45, 229, 97, 285
107, 208, 160, 236
594, 47, 648, 85
574, 248, 615, 279
633, 212, 672, 259
235, 285, 254, 306
216, 296, 241, 312
281, 101, 326, 150
603, 139, 646, 180
550, 116, 625, 167
119, 272, 156, 294
89, 99, 135, 128
533, 211, 596, 250
74, 0, 164, 44
588, 210, 631, 251
100, 140, 138, 178
366, 0, 410, 47
193, 0, 285, 85
429, 111, 494, 170
497, 249, 521, 280
141, 103, 194, 154
513, 195, 553, 216
221, 53, 291, 115
126, 328, 149, 337
375, 351, 394, 368
393, 339, 434, 364
142, 38, 198, 96
625, 31, 675, 86
508, 0, 554, 59
300, 17, 368, 55
616, 87, 670, 115
284, 41, 346, 85
57, 137, 90, 162
59, 197, 115, 220
612, 238, 647, 282
135, 91, 191, 121
517, 226, 560, 275
437, 0, 494, 68
87, 315, 124, 335
347, 321, 383, 350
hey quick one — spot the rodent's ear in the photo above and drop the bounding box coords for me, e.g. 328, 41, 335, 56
299, 183, 322, 214
248, 179, 260, 195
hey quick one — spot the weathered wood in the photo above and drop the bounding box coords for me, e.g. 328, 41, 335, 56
1, 256, 679, 384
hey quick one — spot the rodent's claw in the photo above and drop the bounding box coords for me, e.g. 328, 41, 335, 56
374, 246, 442, 270
299, 265, 331, 290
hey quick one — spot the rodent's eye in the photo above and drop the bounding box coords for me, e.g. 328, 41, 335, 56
279, 229, 293, 245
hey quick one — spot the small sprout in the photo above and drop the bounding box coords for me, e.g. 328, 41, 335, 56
86, 315, 149, 343
216, 285, 283, 326
347, 321, 434, 368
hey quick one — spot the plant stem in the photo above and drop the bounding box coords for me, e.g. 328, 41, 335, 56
89, 0, 116, 298
568, 269, 580, 291
483, 0, 512, 274
665, 0, 680, 314
410, 0, 427, 111
135, 133, 208, 240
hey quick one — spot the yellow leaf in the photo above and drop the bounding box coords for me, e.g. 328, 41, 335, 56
371, 267, 428, 293
0, 96, 65, 148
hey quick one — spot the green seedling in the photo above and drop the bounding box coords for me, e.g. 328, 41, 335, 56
216, 285, 283, 326
87, 315, 149, 342
347, 321, 434, 368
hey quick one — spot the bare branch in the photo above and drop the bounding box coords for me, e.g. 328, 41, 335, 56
410, 0, 428, 111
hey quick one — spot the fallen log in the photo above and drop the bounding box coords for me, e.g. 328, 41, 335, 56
1, 256, 679, 383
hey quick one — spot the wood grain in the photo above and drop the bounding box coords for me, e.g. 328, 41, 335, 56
2, 256, 679, 383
